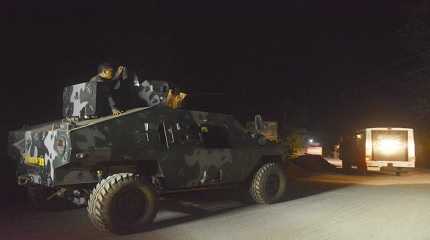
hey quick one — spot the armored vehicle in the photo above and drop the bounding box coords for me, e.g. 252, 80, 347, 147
8, 79, 286, 233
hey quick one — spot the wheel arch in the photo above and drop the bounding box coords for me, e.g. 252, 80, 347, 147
90, 159, 161, 179
245, 155, 283, 182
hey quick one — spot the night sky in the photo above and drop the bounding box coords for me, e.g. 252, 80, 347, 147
3, 0, 430, 202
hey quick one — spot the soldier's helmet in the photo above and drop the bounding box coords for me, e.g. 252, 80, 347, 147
97, 63, 114, 80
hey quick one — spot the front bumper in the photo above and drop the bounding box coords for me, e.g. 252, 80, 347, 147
17, 173, 45, 186
366, 160, 415, 170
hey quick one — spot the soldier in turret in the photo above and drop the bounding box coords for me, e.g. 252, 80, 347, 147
90, 63, 127, 116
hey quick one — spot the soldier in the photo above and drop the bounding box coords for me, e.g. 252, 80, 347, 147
90, 63, 126, 116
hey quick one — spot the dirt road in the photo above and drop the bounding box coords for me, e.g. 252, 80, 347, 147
2, 170, 430, 240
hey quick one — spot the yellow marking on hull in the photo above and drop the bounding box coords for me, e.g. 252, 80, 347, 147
23, 155, 45, 167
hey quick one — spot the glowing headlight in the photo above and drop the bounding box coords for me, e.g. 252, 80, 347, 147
375, 138, 403, 155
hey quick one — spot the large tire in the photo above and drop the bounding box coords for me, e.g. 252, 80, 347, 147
249, 162, 287, 204
87, 173, 159, 233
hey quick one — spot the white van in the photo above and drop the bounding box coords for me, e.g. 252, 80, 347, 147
355, 128, 415, 171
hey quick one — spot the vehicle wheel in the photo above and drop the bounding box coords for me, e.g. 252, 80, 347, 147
87, 173, 159, 234
249, 162, 287, 204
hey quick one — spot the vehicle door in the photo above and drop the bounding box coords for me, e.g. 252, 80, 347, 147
193, 122, 234, 185
157, 110, 214, 189
221, 117, 258, 182
158, 110, 233, 188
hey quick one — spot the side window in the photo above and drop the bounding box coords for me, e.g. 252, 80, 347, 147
200, 124, 231, 148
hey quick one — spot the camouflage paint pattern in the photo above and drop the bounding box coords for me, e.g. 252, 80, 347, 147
9, 120, 73, 186
63, 81, 98, 118
136, 80, 170, 107
63, 80, 173, 119
9, 105, 282, 190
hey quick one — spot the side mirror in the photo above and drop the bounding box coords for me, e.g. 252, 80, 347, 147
254, 114, 266, 132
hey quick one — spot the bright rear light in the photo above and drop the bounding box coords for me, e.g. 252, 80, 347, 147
375, 138, 404, 156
